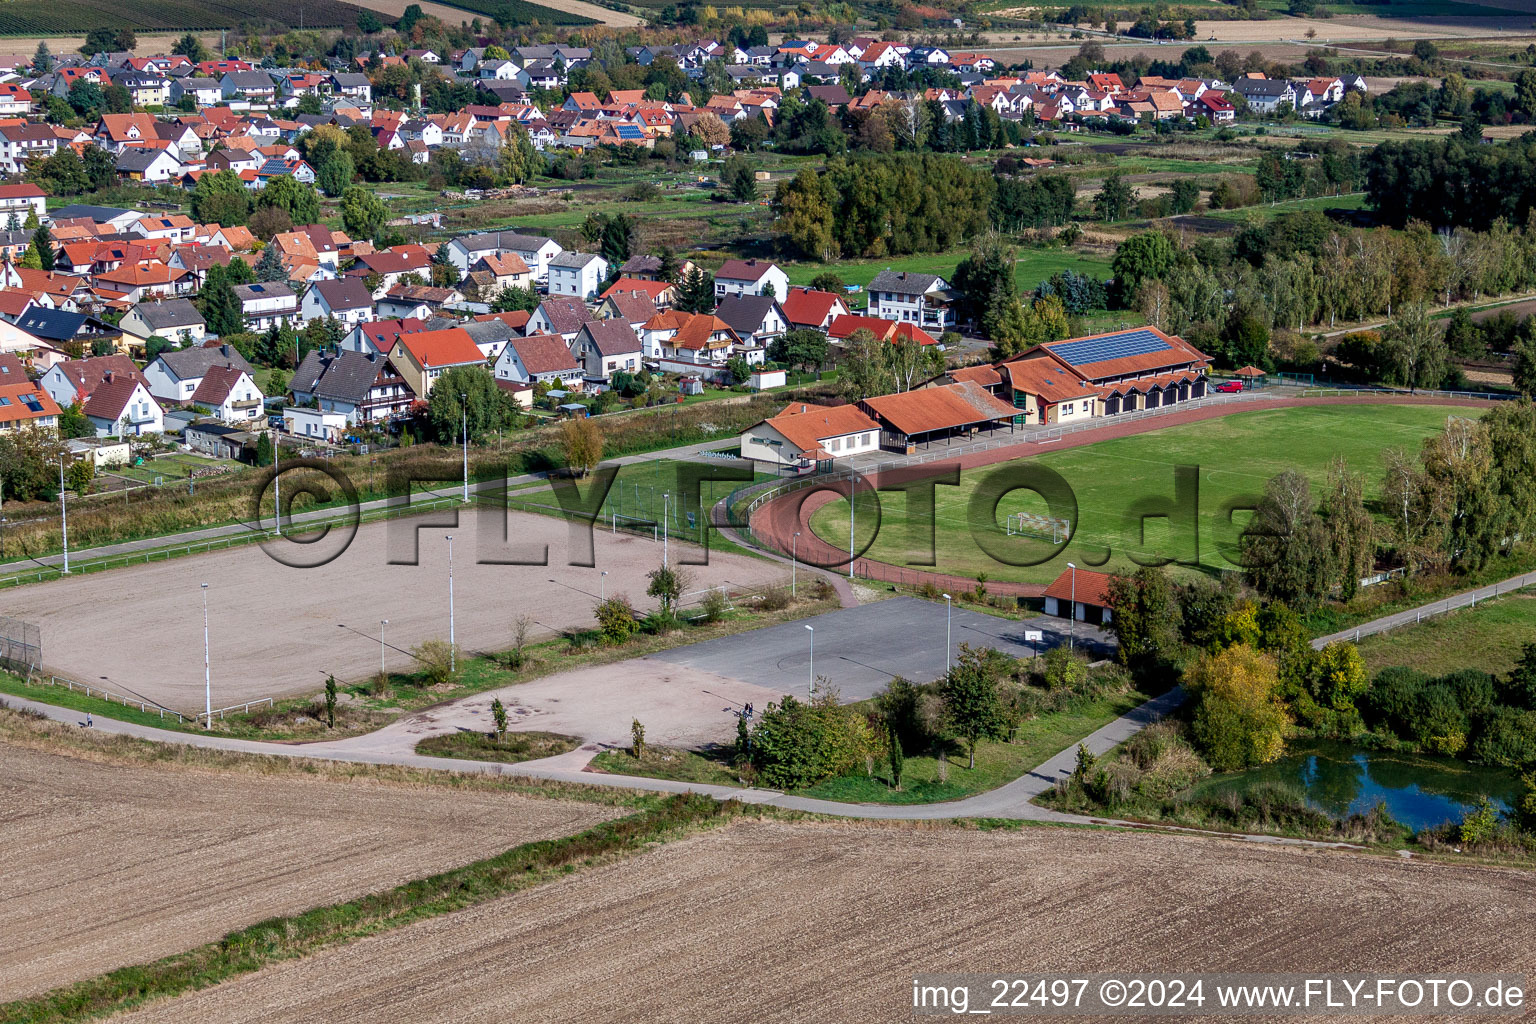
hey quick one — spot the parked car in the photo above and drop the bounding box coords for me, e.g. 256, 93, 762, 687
1214, 380, 1244, 393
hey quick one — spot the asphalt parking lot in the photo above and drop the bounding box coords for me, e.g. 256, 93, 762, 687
651, 597, 1113, 701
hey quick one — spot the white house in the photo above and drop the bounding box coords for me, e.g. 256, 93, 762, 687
284, 405, 349, 442
291, 348, 417, 425
868, 269, 955, 331
713, 259, 789, 301
221, 70, 278, 101
119, 299, 207, 345
0, 124, 59, 175
445, 231, 563, 282
739, 401, 881, 469
82, 375, 163, 437
546, 252, 609, 301
39, 354, 145, 409
300, 278, 374, 327
0, 183, 46, 223
233, 282, 301, 332
713, 294, 785, 348
493, 332, 585, 388
189, 364, 264, 423
571, 318, 643, 380
171, 77, 223, 107
143, 344, 254, 403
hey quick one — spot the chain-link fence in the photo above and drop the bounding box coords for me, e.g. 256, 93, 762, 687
0, 616, 41, 675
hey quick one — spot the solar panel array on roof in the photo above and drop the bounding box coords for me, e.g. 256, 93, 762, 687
1050, 329, 1170, 367
615, 125, 645, 139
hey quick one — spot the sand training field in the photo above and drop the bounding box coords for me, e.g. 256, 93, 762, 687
108, 820, 1536, 1022
0, 510, 788, 712
0, 740, 620, 1000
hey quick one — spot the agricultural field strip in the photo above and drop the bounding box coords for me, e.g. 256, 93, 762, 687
99, 821, 1536, 1024
0, 741, 621, 999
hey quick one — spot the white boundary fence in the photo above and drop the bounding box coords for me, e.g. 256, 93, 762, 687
1313, 574, 1536, 649
0, 491, 465, 590
28, 674, 186, 723
197, 698, 275, 724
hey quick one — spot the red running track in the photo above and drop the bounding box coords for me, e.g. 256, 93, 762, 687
747, 393, 1498, 597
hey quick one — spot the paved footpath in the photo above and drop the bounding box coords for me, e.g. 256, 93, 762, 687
1313, 569, 1536, 648
9, 565, 1527, 840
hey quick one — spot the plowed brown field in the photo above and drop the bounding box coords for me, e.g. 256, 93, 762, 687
0, 742, 619, 1000
111, 820, 1536, 1023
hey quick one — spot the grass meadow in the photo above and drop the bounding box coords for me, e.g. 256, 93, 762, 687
1355, 588, 1536, 678
808, 404, 1466, 586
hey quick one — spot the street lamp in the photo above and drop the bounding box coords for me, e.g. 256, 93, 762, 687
662, 492, 670, 568
201, 583, 211, 728
380, 619, 389, 677
600, 570, 608, 602
446, 535, 456, 673
460, 392, 469, 504
847, 477, 855, 580
57, 459, 70, 574
804, 624, 814, 688
942, 592, 952, 673
1067, 561, 1077, 652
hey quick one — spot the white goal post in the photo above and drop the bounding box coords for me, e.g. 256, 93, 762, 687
1005, 512, 1071, 544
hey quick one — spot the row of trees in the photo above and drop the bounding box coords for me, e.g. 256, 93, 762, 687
1365, 133, 1536, 231
1107, 211, 1536, 371
772, 153, 993, 261
1240, 404, 1536, 621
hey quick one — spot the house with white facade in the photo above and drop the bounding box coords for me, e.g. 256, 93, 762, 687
189, 364, 264, 423
290, 348, 416, 425
444, 231, 563, 282
82, 374, 163, 437
571, 318, 643, 380
547, 252, 609, 301
119, 299, 207, 345
713, 259, 789, 301
493, 333, 585, 389
143, 344, 254, 403
300, 278, 374, 327
739, 401, 881, 469
868, 270, 956, 331
233, 282, 301, 332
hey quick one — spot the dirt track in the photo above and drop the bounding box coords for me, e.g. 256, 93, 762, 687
111, 819, 1536, 1023
0, 741, 619, 999
0, 510, 786, 712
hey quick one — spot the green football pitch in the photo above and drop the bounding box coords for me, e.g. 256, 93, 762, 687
495, 458, 774, 540
808, 404, 1472, 586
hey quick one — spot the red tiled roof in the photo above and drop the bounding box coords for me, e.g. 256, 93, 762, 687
1003, 358, 1101, 404
355, 317, 432, 351
1022, 326, 1210, 382
507, 333, 579, 375
54, 355, 146, 399
189, 363, 248, 405
827, 314, 895, 341
780, 287, 844, 328
715, 258, 778, 283
394, 327, 484, 369
949, 364, 1003, 388
472, 310, 531, 331
763, 401, 880, 457
602, 290, 661, 325
1044, 567, 1113, 608
80, 375, 142, 421
600, 277, 671, 301
858, 381, 1016, 437
0, 380, 59, 426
